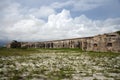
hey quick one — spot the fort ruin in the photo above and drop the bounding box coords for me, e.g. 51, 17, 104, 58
6, 31, 120, 52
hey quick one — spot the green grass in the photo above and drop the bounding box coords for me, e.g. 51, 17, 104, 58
46, 48, 83, 53
88, 51, 120, 57
0, 48, 119, 57
0, 48, 39, 56
0, 48, 83, 56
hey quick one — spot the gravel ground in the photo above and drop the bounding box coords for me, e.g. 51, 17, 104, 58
0, 52, 120, 80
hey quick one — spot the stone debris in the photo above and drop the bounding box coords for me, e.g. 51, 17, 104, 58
0, 52, 120, 80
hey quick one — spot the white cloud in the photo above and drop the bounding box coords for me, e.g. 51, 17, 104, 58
6, 15, 45, 41
50, 0, 110, 11
2, 9, 120, 41
0, 0, 120, 42
29, 6, 56, 18
72, 0, 107, 11
51, 1, 73, 9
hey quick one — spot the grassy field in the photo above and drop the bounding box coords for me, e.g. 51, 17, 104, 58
0, 48, 120, 80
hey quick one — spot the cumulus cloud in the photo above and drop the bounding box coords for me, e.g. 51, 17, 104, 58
0, 0, 120, 42
1, 9, 120, 42
5, 15, 45, 41
29, 6, 56, 19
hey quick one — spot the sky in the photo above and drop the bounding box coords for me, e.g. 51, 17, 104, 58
0, 0, 120, 43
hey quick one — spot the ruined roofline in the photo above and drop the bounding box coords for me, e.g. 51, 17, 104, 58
42, 36, 93, 42
12, 36, 93, 43
105, 30, 120, 34
39, 30, 120, 42
10, 30, 120, 43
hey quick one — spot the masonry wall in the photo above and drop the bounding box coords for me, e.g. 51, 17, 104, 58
6, 32, 120, 53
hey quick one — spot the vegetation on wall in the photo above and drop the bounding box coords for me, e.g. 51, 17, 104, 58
116, 30, 120, 35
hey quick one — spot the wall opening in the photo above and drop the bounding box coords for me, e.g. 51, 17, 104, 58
76, 41, 80, 48
51, 43, 53, 48
107, 43, 112, 47
93, 43, 97, 47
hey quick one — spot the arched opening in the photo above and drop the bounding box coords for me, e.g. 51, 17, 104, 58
93, 43, 97, 47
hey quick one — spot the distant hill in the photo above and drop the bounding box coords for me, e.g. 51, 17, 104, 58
0, 40, 8, 47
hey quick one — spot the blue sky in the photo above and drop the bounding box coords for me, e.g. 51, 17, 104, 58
0, 0, 120, 42
16, 0, 120, 19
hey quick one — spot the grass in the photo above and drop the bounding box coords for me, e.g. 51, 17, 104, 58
87, 51, 120, 57
0, 48, 119, 56
0, 48, 39, 56
0, 48, 83, 56
0, 48, 120, 80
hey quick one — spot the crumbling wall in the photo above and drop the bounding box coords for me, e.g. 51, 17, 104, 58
7, 40, 21, 48
6, 32, 120, 52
